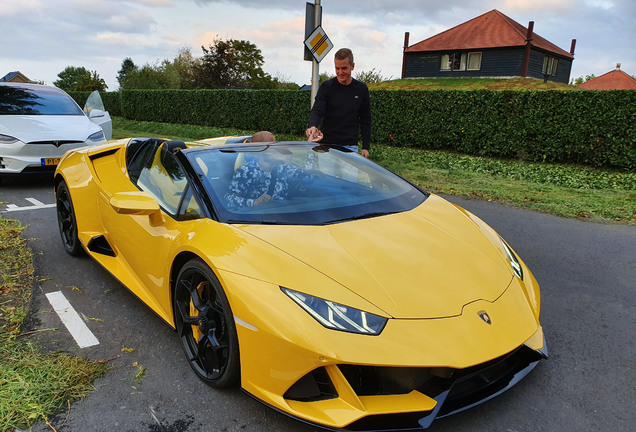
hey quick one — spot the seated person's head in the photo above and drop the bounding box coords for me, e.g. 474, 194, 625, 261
251, 131, 275, 143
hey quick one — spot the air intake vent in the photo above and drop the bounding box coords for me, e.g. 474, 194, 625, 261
284, 367, 337, 402
87, 235, 116, 257
28, 140, 83, 146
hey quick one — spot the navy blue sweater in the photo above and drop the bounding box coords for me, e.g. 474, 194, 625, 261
308, 78, 371, 150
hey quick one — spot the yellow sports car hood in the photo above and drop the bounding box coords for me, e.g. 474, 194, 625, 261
240, 194, 514, 319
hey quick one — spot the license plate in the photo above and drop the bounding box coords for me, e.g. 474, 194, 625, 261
41, 158, 61, 166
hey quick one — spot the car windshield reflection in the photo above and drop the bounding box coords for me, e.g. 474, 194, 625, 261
0, 85, 84, 116
186, 143, 428, 225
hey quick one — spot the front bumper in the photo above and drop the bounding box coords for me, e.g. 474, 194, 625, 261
285, 340, 547, 431
0, 141, 98, 174
221, 269, 546, 431
0, 155, 59, 174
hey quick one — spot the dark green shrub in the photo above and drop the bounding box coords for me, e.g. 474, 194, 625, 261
86, 88, 636, 170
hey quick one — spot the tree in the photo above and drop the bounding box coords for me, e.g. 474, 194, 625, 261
120, 48, 201, 90
117, 58, 137, 89
54, 66, 107, 92
124, 63, 178, 89
570, 74, 596, 86
196, 38, 274, 89
316, 69, 390, 86
269, 72, 299, 90
355, 68, 390, 85
166, 47, 200, 89
318, 72, 334, 85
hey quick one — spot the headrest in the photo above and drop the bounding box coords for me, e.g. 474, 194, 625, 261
161, 140, 187, 153
225, 136, 252, 144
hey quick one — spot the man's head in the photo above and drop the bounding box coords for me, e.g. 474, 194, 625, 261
334, 48, 354, 85
251, 131, 275, 142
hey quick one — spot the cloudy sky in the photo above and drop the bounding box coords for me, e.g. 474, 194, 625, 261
1, 0, 634, 89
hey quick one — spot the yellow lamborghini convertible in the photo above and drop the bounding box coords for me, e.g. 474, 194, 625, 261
54, 137, 547, 430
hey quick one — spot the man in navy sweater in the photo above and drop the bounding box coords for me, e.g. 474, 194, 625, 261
306, 48, 371, 158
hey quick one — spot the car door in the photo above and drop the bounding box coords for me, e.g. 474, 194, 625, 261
84, 90, 112, 140
102, 143, 206, 321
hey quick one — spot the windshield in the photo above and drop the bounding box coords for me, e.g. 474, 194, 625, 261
186, 143, 428, 225
0, 84, 84, 116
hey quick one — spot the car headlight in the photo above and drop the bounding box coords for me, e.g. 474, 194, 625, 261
0, 134, 19, 144
500, 237, 523, 280
87, 130, 105, 142
282, 288, 387, 335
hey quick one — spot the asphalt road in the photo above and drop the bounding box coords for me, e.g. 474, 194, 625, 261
1, 174, 634, 432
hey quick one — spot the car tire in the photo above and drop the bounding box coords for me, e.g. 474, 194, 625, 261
173, 258, 240, 388
55, 180, 84, 256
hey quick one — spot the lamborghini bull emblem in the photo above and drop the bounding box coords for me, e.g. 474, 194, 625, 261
478, 310, 492, 325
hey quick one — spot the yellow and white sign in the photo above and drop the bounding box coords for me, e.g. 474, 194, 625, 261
304, 25, 333, 63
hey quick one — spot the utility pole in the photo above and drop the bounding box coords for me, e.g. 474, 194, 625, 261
310, 0, 321, 107
304, 0, 331, 108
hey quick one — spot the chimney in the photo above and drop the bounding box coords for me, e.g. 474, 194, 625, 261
402, 32, 410, 79
570, 39, 576, 55
617, 63, 621, 70
521, 21, 534, 77
526, 21, 534, 41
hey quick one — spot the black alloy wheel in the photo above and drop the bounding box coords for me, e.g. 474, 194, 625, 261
173, 258, 239, 388
55, 180, 84, 256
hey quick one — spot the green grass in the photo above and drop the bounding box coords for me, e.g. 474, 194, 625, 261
0, 218, 108, 432
112, 117, 301, 142
112, 117, 636, 225
371, 145, 635, 224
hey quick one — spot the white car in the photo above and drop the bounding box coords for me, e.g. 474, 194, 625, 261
0, 83, 112, 179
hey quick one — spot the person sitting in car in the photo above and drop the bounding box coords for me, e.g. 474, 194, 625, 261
224, 132, 305, 209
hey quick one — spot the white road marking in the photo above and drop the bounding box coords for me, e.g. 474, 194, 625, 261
3, 197, 55, 212
26, 197, 46, 206
45, 291, 99, 348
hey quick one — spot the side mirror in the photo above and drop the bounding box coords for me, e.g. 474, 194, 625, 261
88, 109, 106, 119
110, 192, 162, 225
110, 192, 160, 215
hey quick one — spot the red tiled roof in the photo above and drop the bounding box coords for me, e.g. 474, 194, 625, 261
578, 68, 636, 90
406, 9, 573, 58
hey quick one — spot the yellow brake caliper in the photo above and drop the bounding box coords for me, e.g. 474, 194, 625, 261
190, 281, 207, 342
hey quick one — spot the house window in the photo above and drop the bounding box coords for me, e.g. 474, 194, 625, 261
467, 52, 482, 70
440, 52, 481, 71
542, 56, 558, 76
440, 54, 452, 70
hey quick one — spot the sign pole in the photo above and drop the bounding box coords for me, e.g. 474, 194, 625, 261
311, 0, 321, 108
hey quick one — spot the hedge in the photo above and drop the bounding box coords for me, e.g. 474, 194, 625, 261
371, 89, 636, 169
118, 89, 311, 135
70, 88, 636, 170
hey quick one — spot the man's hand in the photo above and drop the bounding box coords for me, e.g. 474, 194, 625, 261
253, 193, 272, 206
305, 126, 323, 142
361, 149, 370, 158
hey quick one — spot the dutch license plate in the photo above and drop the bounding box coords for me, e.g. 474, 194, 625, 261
41, 158, 61, 166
